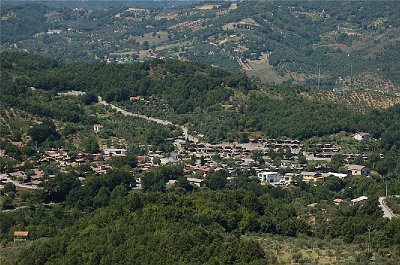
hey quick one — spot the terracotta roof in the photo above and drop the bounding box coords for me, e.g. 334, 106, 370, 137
14, 231, 29, 237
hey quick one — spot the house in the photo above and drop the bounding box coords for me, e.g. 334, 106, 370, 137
283, 173, 295, 183
93, 124, 104, 133
354, 132, 370, 141
300, 171, 324, 182
347, 165, 370, 176
280, 160, 292, 168
257, 172, 281, 184
129, 96, 141, 101
14, 231, 29, 242
103, 148, 127, 157
187, 177, 205, 187
333, 198, 344, 204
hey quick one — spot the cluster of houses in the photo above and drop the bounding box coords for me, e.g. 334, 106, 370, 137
1, 129, 374, 192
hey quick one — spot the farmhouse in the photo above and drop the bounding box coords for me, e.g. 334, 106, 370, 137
347, 165, 370, 176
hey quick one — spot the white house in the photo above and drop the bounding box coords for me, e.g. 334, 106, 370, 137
257, 172, 281, 184
354, 132, 369, 141
93, 124, 104, 133
103, 148, 127, 157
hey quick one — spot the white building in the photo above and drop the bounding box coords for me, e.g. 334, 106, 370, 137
187, 177, 205, 187
103, 148, 127, 157
354, 132, 369, 141
257, 172, 281, 184
93, 124, 104, 133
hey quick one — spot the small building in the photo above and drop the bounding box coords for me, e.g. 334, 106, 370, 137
354, 132, 370, 141
129, 96, 141, 101
93, 124, 104, 133
103, 148, 127, 157
187, 177, 205, 188
347, 165, 370, 176
14, 231, 29, 242
333, 198, 344, 204
280, 160, 292, 168
300, 171, 324, 182
257, 171, 281, 184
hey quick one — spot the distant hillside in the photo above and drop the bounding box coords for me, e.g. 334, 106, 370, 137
1, 1, 399, 91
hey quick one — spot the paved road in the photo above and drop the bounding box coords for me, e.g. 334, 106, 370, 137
1, 206, 28, 213
379, 196, 399, 219
98, 96, 199, 144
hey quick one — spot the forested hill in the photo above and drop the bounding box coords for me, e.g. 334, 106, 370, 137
1, 51, 251, 114
2, 51, 400, 145
1, 52, 363, 140
1, 1, 399, 89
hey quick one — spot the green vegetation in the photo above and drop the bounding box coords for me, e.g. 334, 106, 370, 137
1, 51, 400, 264
386, 197, 400, 215
1, 1, 399, 88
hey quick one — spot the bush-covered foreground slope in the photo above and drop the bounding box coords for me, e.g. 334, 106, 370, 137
11, 189, 400, 265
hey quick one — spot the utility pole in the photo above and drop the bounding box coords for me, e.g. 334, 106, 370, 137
350, 63, 353, 90
367, 226, 371, 255
386, 181, 388, 197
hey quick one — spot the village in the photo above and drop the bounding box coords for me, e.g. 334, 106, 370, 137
0, 117, 374, 202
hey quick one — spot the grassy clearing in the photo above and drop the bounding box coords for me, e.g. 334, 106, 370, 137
245, 55, 284, 84
130, 31, 169, 45
0, 241, 32, 265
252, 234, 365, 264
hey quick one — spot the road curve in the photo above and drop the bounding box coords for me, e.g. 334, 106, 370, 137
97, 96, 199, 143
379, 196, 399, 219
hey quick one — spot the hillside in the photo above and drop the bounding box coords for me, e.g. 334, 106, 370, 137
1, 52, 400, 265
1, 1, 399, 90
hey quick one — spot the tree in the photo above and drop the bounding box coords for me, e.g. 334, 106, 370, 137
2, 182, 16, 193
42, 173, 80, 202
28, 119, 59, 144
205, 170, 228, 190
330, 154, 345, 172
81, 135, 100, 154
141, 171, 166, 192
82, 92, 98, 105
110, 184, 128, 200
297, 151, 307, 164
1, 196, 14, 210
252, 150, 264, 164
175, 176, 193, 192
93, 187, 110, 208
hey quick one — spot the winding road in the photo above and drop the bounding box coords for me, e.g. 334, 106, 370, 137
97, 96, 199, 143
379, 196, 399, 219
